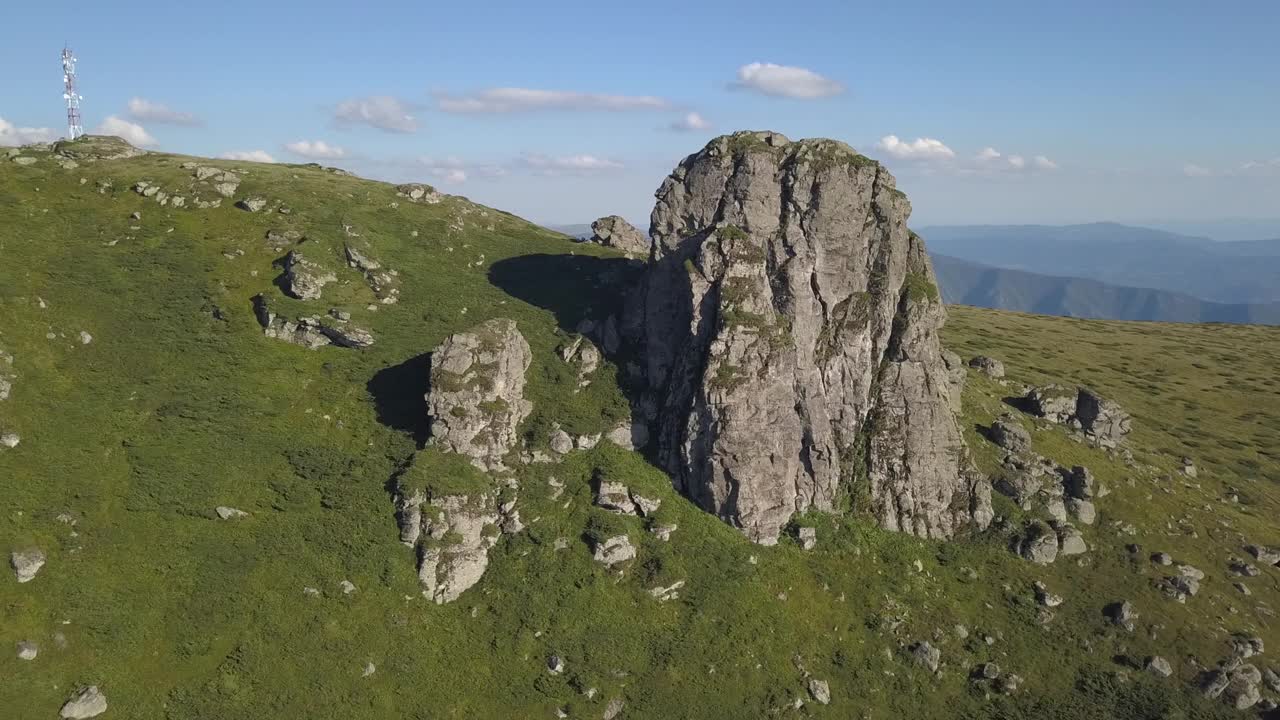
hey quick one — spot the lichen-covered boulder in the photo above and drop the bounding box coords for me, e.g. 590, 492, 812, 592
281, 251, 337, 301
426, 319, 532, 471
397, 490, 502, 604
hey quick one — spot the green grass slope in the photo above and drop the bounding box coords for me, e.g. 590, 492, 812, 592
1, 140, 1276, 719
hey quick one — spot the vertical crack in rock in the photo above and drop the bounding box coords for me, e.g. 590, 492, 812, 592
624, 131, 991, 543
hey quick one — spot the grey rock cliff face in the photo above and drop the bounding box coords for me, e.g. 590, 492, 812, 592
426, 319, 533, 471
624, 131, 989, 543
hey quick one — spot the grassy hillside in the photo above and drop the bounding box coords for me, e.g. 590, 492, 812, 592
1, 140, 1277, 719
933, 254, 1280, 325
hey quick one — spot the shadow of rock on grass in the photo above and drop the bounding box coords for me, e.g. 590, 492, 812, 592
487, 253, 641, 338
367, 352, 433, 446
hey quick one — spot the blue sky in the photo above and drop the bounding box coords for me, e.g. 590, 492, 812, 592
3, 0, 1278, 235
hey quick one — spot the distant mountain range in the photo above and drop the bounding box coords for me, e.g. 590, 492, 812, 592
918, 223, 1280, 304
932, 254, 1280, 325
548, 220, 1280, 325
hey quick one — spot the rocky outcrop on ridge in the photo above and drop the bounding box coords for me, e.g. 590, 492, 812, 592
620, 130, 991, 543
587, 215, 650, 257
252, 295, 374, 350
281, 251, 337, 300
426, 319, 533, 471
397, 490, 504, 604
1023, 385, 1131, 447
394, 319, 533, 602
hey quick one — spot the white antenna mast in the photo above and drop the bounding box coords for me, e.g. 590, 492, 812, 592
62, 46, 84, 140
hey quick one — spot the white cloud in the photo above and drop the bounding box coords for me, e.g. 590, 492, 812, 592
1183, 163, 1213, 177
219, 150, 276, 163
416, 156, 506, 184
436, 88, 672, 113
875, 135, 955, 161
669, 112, 713, 132
334, 96, 418, 133
127, 97, 199, 125
732, 62, 844, 99
973, 146, 1056, 172
284, 140, 346, 159
94, 116, 157, 147
519, 153, 624, 175
0, 117, 58, 146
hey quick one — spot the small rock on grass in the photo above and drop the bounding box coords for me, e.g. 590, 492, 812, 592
59, 686, 107, 719
10, 548, 46, 582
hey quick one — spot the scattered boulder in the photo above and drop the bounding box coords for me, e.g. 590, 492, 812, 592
0, 432, 19, 449
968, 355, 1005, 378
621, 131, 990, 543
989, 416, 1031, 454
1033, 581, 1064, 607
396, 183, 443, 204
649, 580, 685, 602
595, 480, 638, 515
1145, 655, 1173, 678
237, 197, 268, 212
807, 678, 831, 706
10, 548, 46, 583
1016, 521, 1059, 564
1180, 457, 1197, 478
603, 698, 626, 720
587, 215, 650, 257
1066, 497, 1096, 525
1055, 523, 1088, 555
547, 654, 565, 674
1204, 663, 1264, 710
592, 534, 636, 566
59, 686, 108, 719
281, 251, 338, 301
796, 526, 817, 551
11, 156, 38, 166
320, 324, 375, 349
549, 428, 574, 455
215, 506, 249, 520
1151, 552, 1173, 566
1231, 636, 1265, 659
910, 641, 941, 672
1063, 465, 1099, 499
253, 296, 333, 349
1245, 544, 1280, 566
1024, 385, 1130, 446
16, 640, 38, 660
1104, 600, 1136, 632
426, 319, 533, 471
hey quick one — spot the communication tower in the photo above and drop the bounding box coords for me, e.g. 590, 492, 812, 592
62, 46, 83, 139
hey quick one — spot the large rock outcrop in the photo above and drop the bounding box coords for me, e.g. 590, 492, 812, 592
622, 131, 990, 543
426, 319, 533, 470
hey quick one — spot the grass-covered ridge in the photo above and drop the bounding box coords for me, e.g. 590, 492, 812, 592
1, 143, 1276, 719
